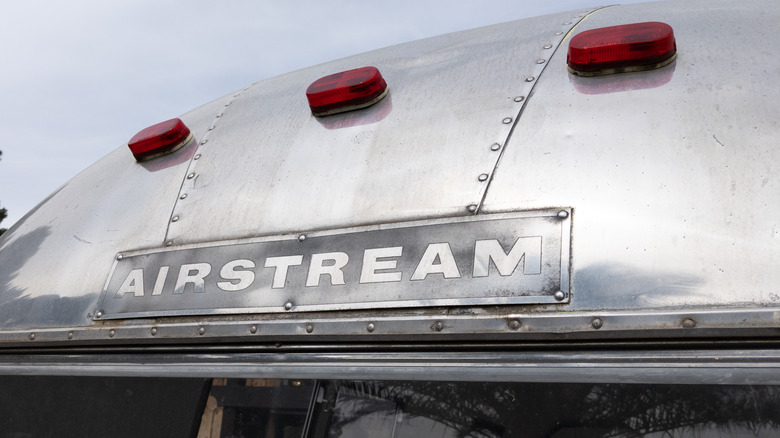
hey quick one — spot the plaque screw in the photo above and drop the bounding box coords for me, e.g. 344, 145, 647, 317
67, 332, 74, 340
502, 117, 513, 124
591, 318, 603, 329
198, 326, 206, 335
194, 154, 202, 160
432, 321, 444, 332
544, 44, 553, 49
367, 323, 375, 332
165, 241, 173, 247
508, 320, 521, 331
536, 59, 546, 64
298, 234, 306, 242
682, 318, 697, 328
187, 173, 195, 179
250, 325, 258, 334
151, 328, 158, 336
108, 329, 116, 338
557, 210, 569, 219
491, 143, 501, 151
116, 254, 123, 260
284, 302, 293, 311
478, 173, 489, 182
28, 333, 36, 341
96, 310, 104, 318
467, 204, 478, 213
180, 193, 187, 200
554, 291, 566, 301
306, 324, 314, 334
525, 76, 535, 82
171, 216, 179, 222
514, 96, 525, 102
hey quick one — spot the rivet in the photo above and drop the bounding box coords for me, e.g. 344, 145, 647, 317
108, 329, 115, 338
194, 154, 201, 160
432, 321, 444, 332
200, 139, 208, 145
216, 112, 223, 118
171, 216, 179, 222
367, 323, 375, 332
116, 254, 123, 260
543, 44, 553, 49
187, 173, 195, 179
478, 173, 489, 182
557, 210, 569, 219
502, 117, 513, 124
96, 310, 104, 318
513, 96, 525, 103
536, 59, 546, 64
591, 318, 603, 329
250, 325, 258, 334
298, 234, 306, 242
284, 302, 293, 311
180, 193, 187, 200
508, 320, 521, 331
554, 291, 566, 301
556, 31, 564, 35
151, 327, 158, 336
491, 143, 501, 151
467, 204, 478, 213
198, 326, 206, 335
306, 324, 314, 334
208, 125, 215, 131
67, 332, 74, 340
28, 333, 36, 341
165, 241, 173, 247
525, 76, 535, 82
682, 318, 697, 328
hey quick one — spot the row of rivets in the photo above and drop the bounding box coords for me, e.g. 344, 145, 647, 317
165, 89, 245, 247
19, 316, 704, 341
479, 24, 569, 215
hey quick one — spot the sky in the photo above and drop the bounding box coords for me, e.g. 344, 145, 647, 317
0, 0, 646, 228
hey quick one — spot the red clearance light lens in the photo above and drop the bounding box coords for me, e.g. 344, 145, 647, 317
567, 22, 676, 76
128, 118, 192, 161
306, 66, 388, 117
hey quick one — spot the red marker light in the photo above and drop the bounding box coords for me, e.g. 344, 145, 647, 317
306, 66, 388, 117
567, 22, 676, 76
128, 118, 192, 161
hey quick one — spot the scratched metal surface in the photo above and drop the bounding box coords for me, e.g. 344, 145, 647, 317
0, 0, 778, 343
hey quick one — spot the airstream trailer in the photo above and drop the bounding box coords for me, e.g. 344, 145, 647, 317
2, 0, 780, 436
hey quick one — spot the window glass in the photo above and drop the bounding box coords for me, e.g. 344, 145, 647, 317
3, 375, 780, 437
0, 375, 210, 438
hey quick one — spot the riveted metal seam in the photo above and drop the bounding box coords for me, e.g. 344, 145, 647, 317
474, 6, 613, 214
161, 86, 256, 246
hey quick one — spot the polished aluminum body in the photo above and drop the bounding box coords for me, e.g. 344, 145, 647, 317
0, 0, 778, 352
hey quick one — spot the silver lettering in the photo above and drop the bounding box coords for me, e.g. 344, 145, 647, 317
115, 269, 144, 298
473, 237, 542, 277
411, 243, 461, 280
174, 263, 212, 294
151, 266, 169, 296
306, 252, 348, 287
264, 255, 304, 289
360, 247, 403, 283
217, 259, 256, 291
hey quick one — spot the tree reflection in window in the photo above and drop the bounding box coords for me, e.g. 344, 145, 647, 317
323, 381, 780, 437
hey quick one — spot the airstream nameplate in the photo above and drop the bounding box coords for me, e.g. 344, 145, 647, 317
96, 210, 571, 319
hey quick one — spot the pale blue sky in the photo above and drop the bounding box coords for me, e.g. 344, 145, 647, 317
0, 0, 647, 227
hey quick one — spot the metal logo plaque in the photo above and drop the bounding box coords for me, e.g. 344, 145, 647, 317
96, 210, 571, 320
